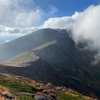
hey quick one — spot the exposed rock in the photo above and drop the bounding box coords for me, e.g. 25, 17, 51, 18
45, 83, 53, 89
0, 73, 97, 100
34, 95, 49, 100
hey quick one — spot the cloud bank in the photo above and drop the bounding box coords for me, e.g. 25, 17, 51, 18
0, 0, 43, 27
41, 5, 100, 62
0, 25, 38, 34
42, 5, 100, 48
0, 0, 59, 35
41, 17, 75, 29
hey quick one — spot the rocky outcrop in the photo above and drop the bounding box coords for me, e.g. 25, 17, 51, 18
0, 73, 96, 100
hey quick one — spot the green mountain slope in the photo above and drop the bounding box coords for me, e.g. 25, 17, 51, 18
5, 51, 39, 63
5, 40, 56, 63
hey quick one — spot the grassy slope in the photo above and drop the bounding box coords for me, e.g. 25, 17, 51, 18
0, 74, 94, 100
5, 40, 56, 63
6, 51, 39, 63
0, 78, 35, 93
33, 40, 57, 51
59, 94, 86, 100
0, 78, 35, 100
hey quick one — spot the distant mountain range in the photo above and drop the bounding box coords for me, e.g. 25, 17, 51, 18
0, 29, 100, 99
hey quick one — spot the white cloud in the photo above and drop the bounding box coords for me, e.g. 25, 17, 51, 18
49, 6, 58, 15
15, 10, 42, 27
0, 25, 38, 34
71, 5, 100, 62
0, 26, 21, 33
0, 0, 59, 28
0, 0, 43, 27
41, 17, 75, 29
0, 0, 59, 35
71, 5, 100, 44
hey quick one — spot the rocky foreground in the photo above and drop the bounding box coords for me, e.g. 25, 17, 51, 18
0, 73, 97, 100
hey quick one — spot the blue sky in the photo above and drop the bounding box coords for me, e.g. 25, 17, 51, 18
35, 0, 100, 17
33, 0, 100, 26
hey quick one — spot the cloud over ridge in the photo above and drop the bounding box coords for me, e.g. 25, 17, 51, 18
42, 5, 100, 62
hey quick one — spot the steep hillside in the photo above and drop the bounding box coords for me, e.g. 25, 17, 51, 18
0, 29, 100, 99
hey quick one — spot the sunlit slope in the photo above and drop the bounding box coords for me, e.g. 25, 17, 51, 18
6, 51, 39, 63
6, 40, 57, 63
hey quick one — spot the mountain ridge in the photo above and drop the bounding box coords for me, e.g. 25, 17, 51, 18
0, 28, 100, 99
